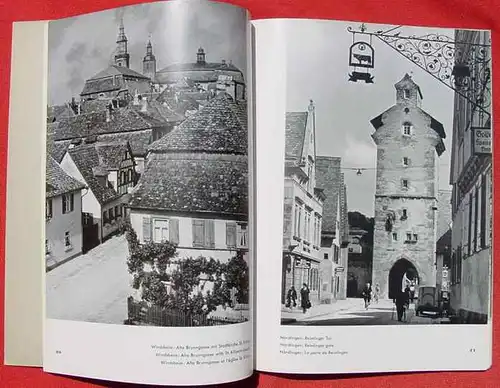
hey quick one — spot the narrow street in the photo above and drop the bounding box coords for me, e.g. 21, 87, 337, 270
283, 298, 444, 326
46, 235, 134, 325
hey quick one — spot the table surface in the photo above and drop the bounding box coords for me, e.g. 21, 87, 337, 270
0, 0, 499, 386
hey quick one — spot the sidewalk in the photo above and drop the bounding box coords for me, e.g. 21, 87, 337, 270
281, 298, 371, 323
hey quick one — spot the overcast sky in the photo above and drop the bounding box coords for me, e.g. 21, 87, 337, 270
48, 0, 248, 105
285, 20, 454, 217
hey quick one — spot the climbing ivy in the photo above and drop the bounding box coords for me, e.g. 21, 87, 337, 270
124, 220, 249, 319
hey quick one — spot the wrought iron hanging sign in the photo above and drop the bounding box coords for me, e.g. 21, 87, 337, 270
346, 23, 492, 120
348, 24, 375, 83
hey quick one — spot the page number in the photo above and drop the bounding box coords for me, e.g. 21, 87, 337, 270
469, 348, 476, 353
55, 350, 62, 355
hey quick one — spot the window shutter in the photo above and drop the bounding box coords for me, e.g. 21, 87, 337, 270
193, 219, 204, 247
142, 216, 152, 242
226, 222, 237, 248
70, 193, 74, 211
205, 220, 215, 248
170, 218, 179, 245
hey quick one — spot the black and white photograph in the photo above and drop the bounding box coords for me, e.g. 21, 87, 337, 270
280, 21, 492, 326
45, 0, 250, 327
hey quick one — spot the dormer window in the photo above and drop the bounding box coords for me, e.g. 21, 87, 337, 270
401, 179, 409, 190
403, 157, 410, 166
403, 89, 410, 99
402, 122, 412, 136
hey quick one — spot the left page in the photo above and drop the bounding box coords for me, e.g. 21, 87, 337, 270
42, 0, 253, 385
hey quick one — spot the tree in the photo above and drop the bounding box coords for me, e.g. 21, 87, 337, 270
225, 252, 249, 304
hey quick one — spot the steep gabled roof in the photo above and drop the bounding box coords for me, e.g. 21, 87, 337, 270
68, 144, 120, 205
284, 112, 308, 167
315, 156, 342, 233
129, 153, 247, 217
95, 141, 130, 170
148, 93, 247, 155
47, 104, 75, 123
89, 65, 150, 81
98, 131, 152, 157
46, 156, 85, 199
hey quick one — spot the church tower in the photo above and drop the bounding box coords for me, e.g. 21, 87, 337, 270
370, 74, 446, 299
114, 19, 130, 68
143, 38, 156, 80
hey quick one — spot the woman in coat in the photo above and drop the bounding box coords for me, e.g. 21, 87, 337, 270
300, 283, 311, 314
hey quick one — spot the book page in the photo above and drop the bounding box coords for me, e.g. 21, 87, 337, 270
41, 0, 253, 385
4, 20, 48, 367
253, 18, 492, 374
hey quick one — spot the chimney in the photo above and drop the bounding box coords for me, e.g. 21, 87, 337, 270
141, 96, 148, 112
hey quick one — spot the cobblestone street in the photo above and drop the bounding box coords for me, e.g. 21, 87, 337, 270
46, 235, 134, 324
282, 298, 448, 326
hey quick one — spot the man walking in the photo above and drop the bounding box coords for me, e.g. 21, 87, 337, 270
361, 282, 372, 310
394, 288, 410, 322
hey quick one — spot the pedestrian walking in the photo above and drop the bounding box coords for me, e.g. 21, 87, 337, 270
409, 282, 416, 304
361, 282, 372, 310
300, 283, 311, 314
286, 285, 297, 309
373, 283, 380, 304
394, 288, 410, 322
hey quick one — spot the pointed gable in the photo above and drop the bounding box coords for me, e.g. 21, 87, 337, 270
315, 156, 342, 233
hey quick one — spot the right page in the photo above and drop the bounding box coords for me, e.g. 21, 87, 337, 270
253, 18, 492, 374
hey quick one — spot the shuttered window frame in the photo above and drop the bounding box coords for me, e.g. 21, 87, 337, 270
142, 215, 179, 245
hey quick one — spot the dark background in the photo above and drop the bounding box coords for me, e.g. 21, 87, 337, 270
0, 0, 499, 387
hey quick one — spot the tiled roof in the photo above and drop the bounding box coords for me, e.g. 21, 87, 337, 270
285, 112, 307, 166
98, 131, 152, 157
47, 104, 75, 123
129, 153, 247, 217
47, 139, 71, 163
436, 228, 452, 254
51, 106, 165, 142
79, 99, 112, 114
156, 62, 244, 84
89, 65, 149, 81
81, 78, 121, 96
156, 90, 200, 114
95, 141, 129, 170
130, 100, 185, 123
315, 157, 342, 233
46, 156, 85, 199
68, 143, 120, 205
148, 93, 247, 155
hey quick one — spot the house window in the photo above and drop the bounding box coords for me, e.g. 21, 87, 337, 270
192, 219, 215, 248
64, 231, 72, 249
128, 169, 133, 183
46, 199, 53, 220
413, 234, 418, 241
62, 193, 74, 214
392, 233, 398, 241
45, 240, 51, 255
333, 245, 339, 264
401, 179, 409, 189
401, 208, 408, 220
402, 122, 412, 136
103, 210, 108, 225
237, 224, 248, 248
115, 205, 120, 218
403, 89, 410, 99
406, 232, 412, 242
153, 219, 169, 243
123, 151, 128, 161
109, 207, 114, 222
324, 253, 328, 260
403, 157, 410, 167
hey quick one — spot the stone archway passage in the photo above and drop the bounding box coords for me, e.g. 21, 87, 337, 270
388, 259, 419, 299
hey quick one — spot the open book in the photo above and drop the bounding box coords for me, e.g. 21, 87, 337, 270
5, 0, 493, 385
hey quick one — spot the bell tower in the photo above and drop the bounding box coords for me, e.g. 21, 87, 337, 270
114, 18, 130, 68
143, 38, 156, 80
370, 74, 446, 299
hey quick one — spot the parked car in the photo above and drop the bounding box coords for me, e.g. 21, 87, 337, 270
415, 286, 442, 317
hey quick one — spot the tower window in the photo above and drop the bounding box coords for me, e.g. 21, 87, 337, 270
403, 157, 410, 166
406, 232, 412, 241
401, 179, 409, 189
402, 122, 412, 136
401, 209, 408, 220
403, 89, 410, 99
392, 233, 398, 241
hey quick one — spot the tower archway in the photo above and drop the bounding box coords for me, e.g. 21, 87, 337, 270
388, 258, 419, 299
